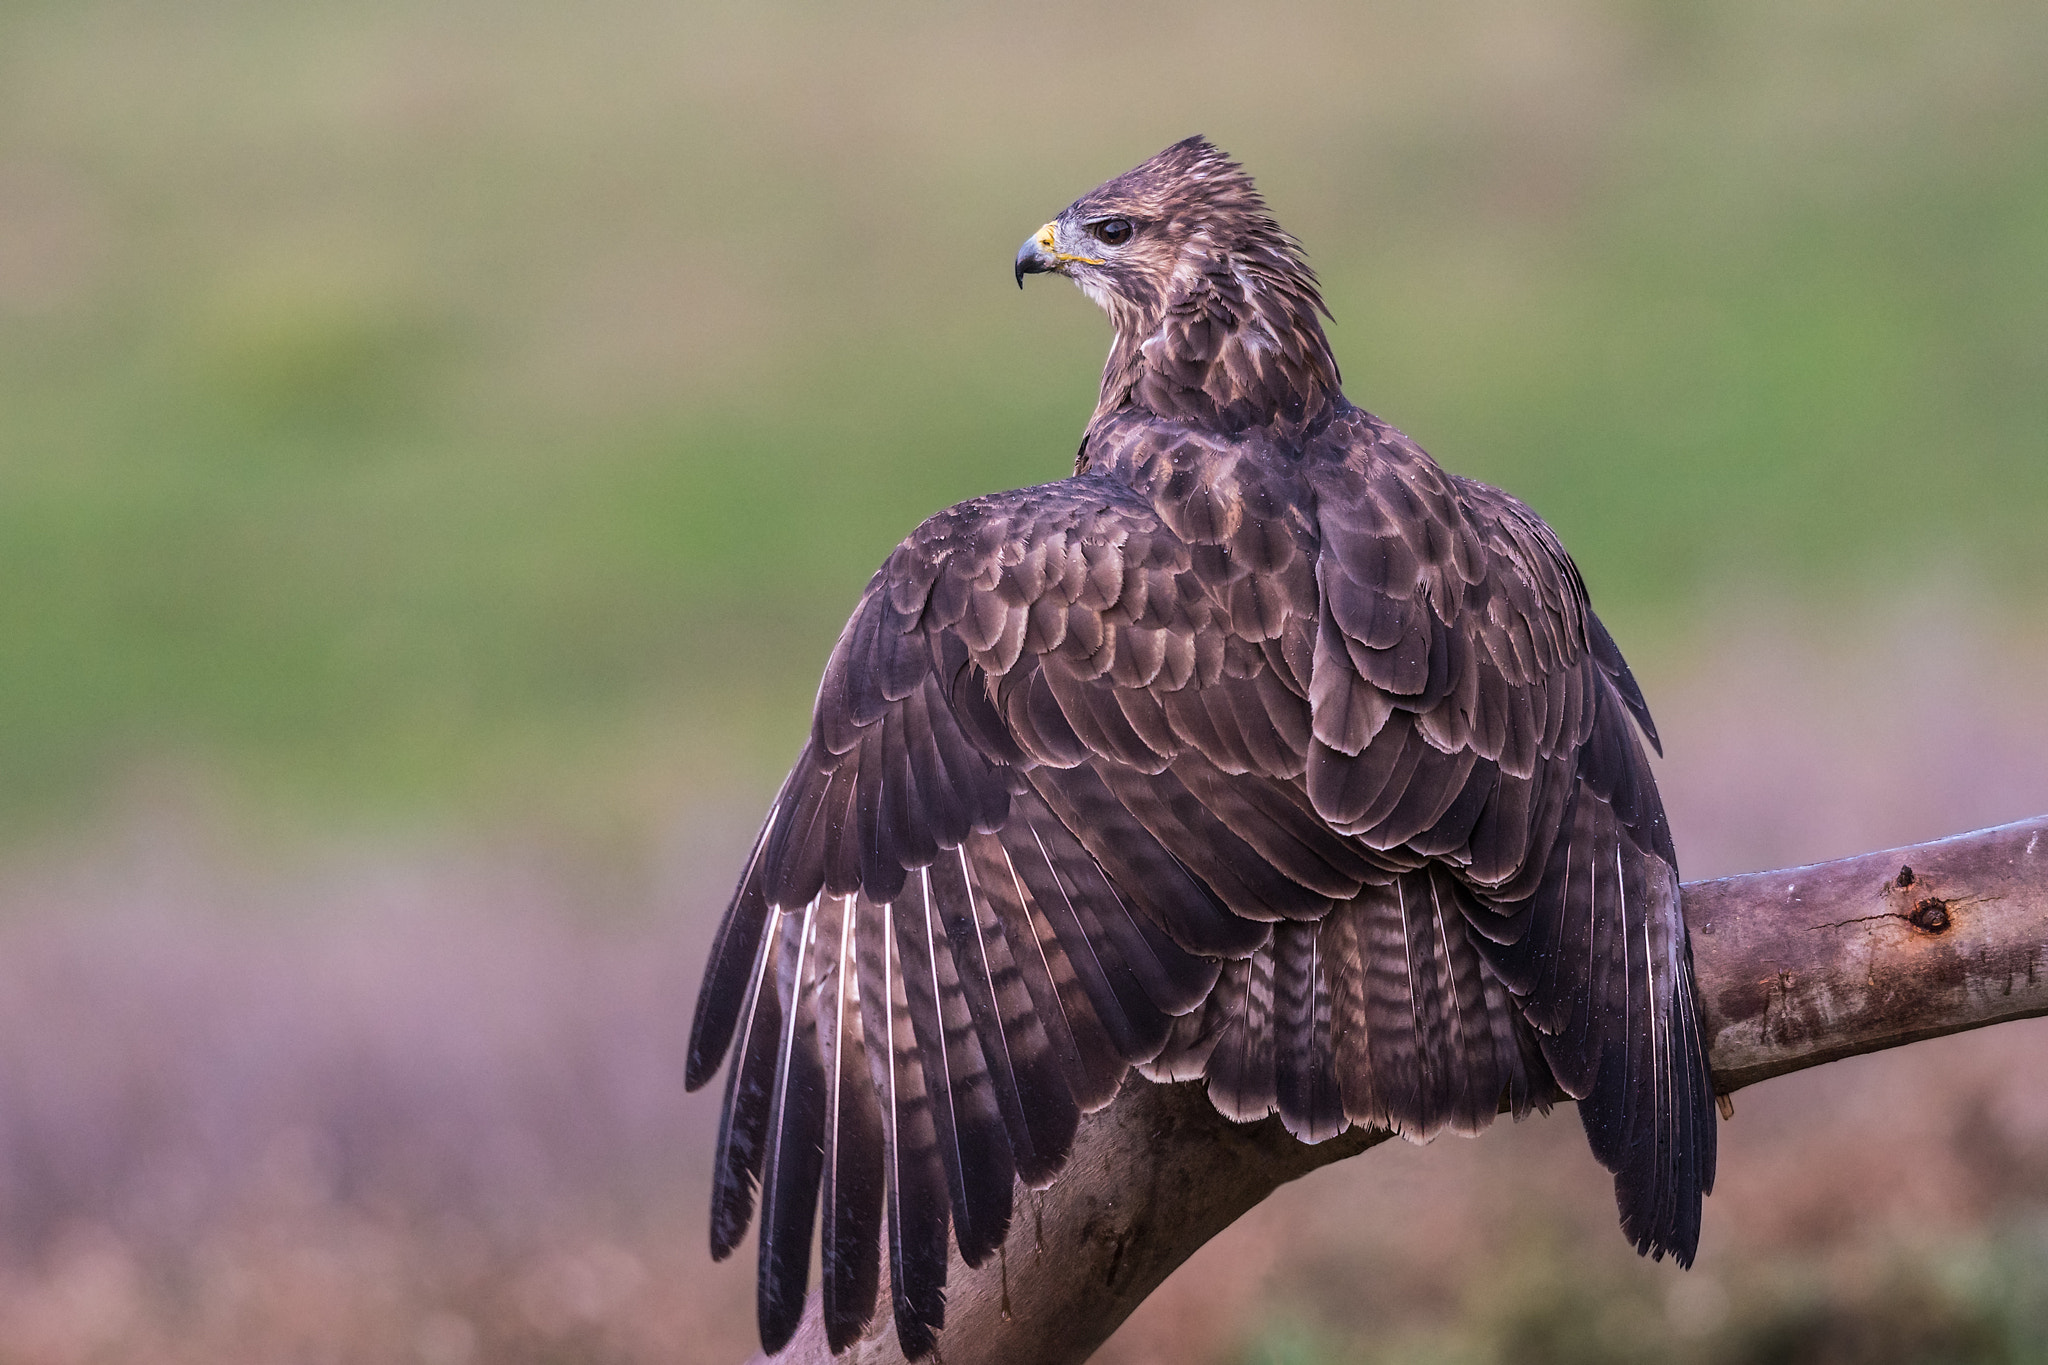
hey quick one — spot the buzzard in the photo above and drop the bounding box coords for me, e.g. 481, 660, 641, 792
687, 136, 1716, 1358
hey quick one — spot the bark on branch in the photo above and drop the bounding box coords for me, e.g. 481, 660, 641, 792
751, 815, 2048, 1365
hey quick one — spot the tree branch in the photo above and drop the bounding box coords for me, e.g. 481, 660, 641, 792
750, 814, 2048, 1365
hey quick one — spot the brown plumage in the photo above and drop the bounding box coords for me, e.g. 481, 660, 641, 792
688, 135, 1716, 1358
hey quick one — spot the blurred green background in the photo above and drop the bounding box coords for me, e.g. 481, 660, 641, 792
3, 0, 2043, 841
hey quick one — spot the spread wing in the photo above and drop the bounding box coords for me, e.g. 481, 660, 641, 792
686, 415, 1714, 1359
1287, 416, 1714, 1261
687, 475, 1276, 1356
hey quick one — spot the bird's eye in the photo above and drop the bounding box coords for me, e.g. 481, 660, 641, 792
1090, 218, 1134, 246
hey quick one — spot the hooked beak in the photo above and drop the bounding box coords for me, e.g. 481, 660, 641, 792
1014, 221, 1059, 288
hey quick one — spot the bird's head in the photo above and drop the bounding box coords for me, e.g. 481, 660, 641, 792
1016, 136, 1340, 434
1014, 136, 1281, 325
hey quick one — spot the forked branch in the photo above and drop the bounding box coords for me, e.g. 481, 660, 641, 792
751, 814, 2048, 1365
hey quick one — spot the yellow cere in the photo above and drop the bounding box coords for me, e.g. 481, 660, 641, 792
1038, 221, 1104, 267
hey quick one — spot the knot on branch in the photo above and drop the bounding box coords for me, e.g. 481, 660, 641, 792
1909, 898, 1952, 933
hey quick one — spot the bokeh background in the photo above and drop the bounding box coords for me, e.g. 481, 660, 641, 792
2, 1, 2047, 1361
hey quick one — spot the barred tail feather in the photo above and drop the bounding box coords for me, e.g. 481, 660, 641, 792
1204, 939, 1277, 1122
1272, 921, 1346, 1141
1168, 872, 1535, 1146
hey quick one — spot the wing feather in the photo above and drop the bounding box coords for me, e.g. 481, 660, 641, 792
858, 899, 949, 1357
932, 841, 1081, 1185
687, 780, 787, 1089
894, 869, 1016, 1266
985, 815, 1129, 1110
818, 896, 885, 1352
709, 903, 783, 1260
757, 898, 827, 1353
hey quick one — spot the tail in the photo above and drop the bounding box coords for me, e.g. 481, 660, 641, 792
1144, 833, 1717, 1265
1143, 866, 1549, 1145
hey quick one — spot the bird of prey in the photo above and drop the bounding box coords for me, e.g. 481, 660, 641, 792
687, 136, 1716, 1359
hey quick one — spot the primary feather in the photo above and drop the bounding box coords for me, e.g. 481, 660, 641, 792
689, 135, 1716, 1359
